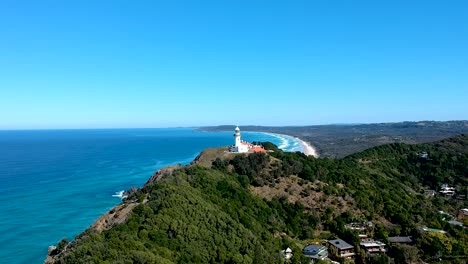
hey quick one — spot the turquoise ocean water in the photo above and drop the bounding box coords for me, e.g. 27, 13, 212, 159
0, 128, 303, 264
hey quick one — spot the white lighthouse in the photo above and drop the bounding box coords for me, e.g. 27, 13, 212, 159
233, 126, 249, 153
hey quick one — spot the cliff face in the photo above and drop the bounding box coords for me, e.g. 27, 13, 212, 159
45, 136, 468, 263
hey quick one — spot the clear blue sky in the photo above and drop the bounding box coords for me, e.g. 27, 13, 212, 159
1, 0, 467, 129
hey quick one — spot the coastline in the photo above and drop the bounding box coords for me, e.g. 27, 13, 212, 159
44, 130, 320, 262
194, 127, 319, 157
257, 131, 318, 158
296, 137, 319, 157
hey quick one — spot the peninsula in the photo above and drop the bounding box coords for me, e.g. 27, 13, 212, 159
45, 134, 468, 263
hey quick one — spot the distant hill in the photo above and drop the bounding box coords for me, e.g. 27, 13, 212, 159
199, 120, 468, 158
46, 135, 468, 264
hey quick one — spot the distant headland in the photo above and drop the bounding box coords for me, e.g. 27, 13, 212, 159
198, 120, 468, 158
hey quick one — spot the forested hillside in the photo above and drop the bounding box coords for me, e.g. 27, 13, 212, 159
47, 135, 468, 264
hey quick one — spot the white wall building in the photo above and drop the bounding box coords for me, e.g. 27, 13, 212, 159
439, 184, 455, 196
282, 247, 293, 260
233, 126, 249, 153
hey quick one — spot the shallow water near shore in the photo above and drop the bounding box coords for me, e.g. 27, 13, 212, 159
0, 128, 303, 264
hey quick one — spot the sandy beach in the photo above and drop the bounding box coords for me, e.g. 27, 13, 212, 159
297, 138, 319, 157
260, 132, 319, 157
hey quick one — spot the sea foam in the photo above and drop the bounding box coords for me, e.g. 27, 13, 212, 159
112, 190, 128, 199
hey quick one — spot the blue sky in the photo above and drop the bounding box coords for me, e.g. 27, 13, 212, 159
1, 0, 467, 129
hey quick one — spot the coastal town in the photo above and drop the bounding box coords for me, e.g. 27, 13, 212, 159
280, 212, 467, 263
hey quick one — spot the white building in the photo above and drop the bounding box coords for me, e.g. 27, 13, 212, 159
281, 247, 293, 260
233, 126, 250, 153
231, 126, 267, 153
439, 184, 455, 196
360, 241, 387, 254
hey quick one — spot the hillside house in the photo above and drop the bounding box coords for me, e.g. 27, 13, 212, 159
424, 190, 436, 197
360, 241, 387, 254
281, 247, 293, 260
345, 221, 372, 231
328, 239, 355, 259
448, 220, 464, 227
458, 208, 468, 220
439, 184, 455, 196
358, 234, 371, 242
303, 244, 328, 260
388, 236, 413, 245
420, 226, 447, 234
418, 152, 428, 159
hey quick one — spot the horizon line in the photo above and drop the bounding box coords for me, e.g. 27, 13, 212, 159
1, 119, 467, 131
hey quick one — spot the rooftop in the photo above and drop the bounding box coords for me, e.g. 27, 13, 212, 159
328, 239, 354, 250
251, 146, 267, 153
360, 241, 386, 248
421, 226, 447, 234
388, 236, 413, 243
304, 244, 327, 254
448, 220, 464, 226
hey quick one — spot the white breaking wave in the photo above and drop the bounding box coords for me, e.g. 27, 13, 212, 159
278, 136, 289, 149
112, 190, 128, 199
263, 133, 290, 150
260, 132, 317, 154
246, 131, 315, 154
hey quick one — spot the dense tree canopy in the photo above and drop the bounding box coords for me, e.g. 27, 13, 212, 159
51, 135, 468, 263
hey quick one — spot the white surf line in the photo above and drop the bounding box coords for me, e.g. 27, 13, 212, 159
259, 132, 319, 157
295, 137, 319, 157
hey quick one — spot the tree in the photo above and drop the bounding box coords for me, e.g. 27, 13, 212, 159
56, 238, 69, 253
391, 244, 419, 264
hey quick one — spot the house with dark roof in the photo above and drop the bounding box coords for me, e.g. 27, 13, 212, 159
303, 244, 328, 260
388, 236, 413, 245
328, 239, 355, 259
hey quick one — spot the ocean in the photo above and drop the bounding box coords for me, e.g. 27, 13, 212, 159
0, 128, 303, 264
